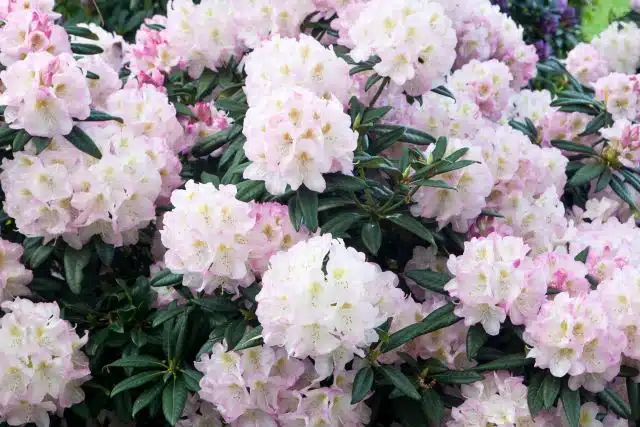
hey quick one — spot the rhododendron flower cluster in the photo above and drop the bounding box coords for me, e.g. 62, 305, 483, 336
502, 89, 553, 124
591, 21, 640, 75
0, 239, 32, 303
0, 298, 90, 427
70, 23, 126, 71
0, 9, 70, 66
600, 119, 640, 167
445, 233, 546, 334
410, 92, 485, 140
129, 16, 180, 83
256, 235, 397, 361
0, 52, 91, 137
594, 73, 640, 121
180, 101, 232, 154
347, 0, 457, 93
0, 0, 56, 20
565, 43, 610, 87
242, 86, 357, 194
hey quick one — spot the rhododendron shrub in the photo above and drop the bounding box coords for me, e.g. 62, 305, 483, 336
2, 1, 640, 427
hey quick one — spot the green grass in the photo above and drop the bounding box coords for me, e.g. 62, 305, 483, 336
582, 0, 631, 40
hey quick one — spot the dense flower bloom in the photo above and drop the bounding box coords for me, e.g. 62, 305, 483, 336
129, 15, 180, 79
0, 9, 70, 66
448, 59, 514, 120
0, 52, 91, 137
600, 119, 640, 167
243, 35, 352, 107
410, 92, 486, 140
594, 73, 640, 121
177, 395, 222, 427
536, 251, 590, 296
78, 55, 122, 109
446, 372, 548, 426
445, 233, 546, 335
0, 298, 90, 427
247, 202, 311, 276
538, 110, 591, 146
410, 138, 494, 232
0, 239, 32, 303
591, 21, 640, 75
160, 181, 255, 295
256, 235, 397, 360
243, 86, 358, 195
502, 89, 553, 124
0, 119, 181, 248
348, 0, 457, 94
565, 43, 610, 87
71, 23, 127, 71
180, 101, 232, 154
0, 0, 56, 20
524, 291, 626, 391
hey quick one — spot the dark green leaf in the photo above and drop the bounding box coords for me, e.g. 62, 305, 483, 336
361, 222, 382, 255
349, 64, 373, 76
318, 196, 356, 211
28, 244, 54, 269
364, 73, 384, 92
417, 180, 457, 190
596, 169, 613, 193
95, 240, 115, 266
378, 366, 421, 401
132, 381, 164, 417
574, 247, 589, 263
107, 356, 165, 369
598, 388, 632, 419
71, 42, 104, 55
298, 186, 319, 232
387, 214, 436, 247
611, 174, 638, 210
351, 366, 374, 404
288, 194, 303, 232
225, 319, 246, 351
191, 125, 242, 157
183, 369, 203, 393
65, 126, 102, 159
469, 354, 533, 372
171, 310, 190, 361
150, 269, 183, 288
235, 180, 266, 202
12, 130, 30, 152
151, 306, 185, 328
174, 103, 196, 118
85, 71, 100, 80
233, 326, 264, 351
64, 25, 99, 40
196, 69, 217, 100
321, 211, 365, 236
568, 163, 605, 187
64, 245, 92, 294
369, 127, 406, 154
580, 112, 608, 136
627, 378, 640, 421
83, 110, 123, 123
32, 137, 51, 154
421, 388, 445, 426
542, 375, 561, 409
190, 297, 238, 313
466, 325, 488, 360
324, 174, 368, 192
362, 106, 392, 124
405, 270, 451, 295
162, 376, 188, 426
111, 371, 164, 397
432, 137, 448, 161
561, 385, 581, 427
430, 370, 484, 385
527, 372, 545, 419
551, 140, 598, 155
431, 86, 455, 101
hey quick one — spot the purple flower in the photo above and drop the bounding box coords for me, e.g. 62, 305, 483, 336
535, 40, 552, 60
554, 0, 568, 12
540, 14, 560, 35
561, 6, 578, 27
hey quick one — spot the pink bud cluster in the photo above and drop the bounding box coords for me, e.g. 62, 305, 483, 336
180, 101, 232, 154
242, 86, 357, 195
129, 15, 181, 85
196, 342, 371, 426
0, 52, 91, 137
0, 239, 32, 303
0, 298, 90, 427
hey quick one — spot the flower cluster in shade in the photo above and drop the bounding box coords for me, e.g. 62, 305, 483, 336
0, 239, 32, 303
160, 181, 310, 296
195, 342, 371, 426
0, 298, 90, 427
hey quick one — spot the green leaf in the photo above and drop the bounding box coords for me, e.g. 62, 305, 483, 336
580, 112, 608, 136
12, 130, 30, 152
298, 186, 319, 232
430, 370, 484, 384
162, 376, 188, 426
95, 240, 115, 266
551, 140, 598, 155
151, 306, 185, 328
351, 366, 374, 404
197, 69, 218, 100
318, 196, 356, 212
28, 244, 54, 269
469, 354, 533, 372
387, 214, 436, 247
190, 297, 238, 313
321, 211, 366, 236
364, 73, 384, 92
233, 326, 264, 351
527, 372, 545, 419
421, 388, 445, 426
561, 385, 581, 427
378, 365, 421, 401
85, 71, 100, 80
431, 85, 455, 101
574, 247, 589, 263
63, 24, 99, 40
349, 64, 373, 76
235, 180, 266, 202
466, 325, 488, 360
71, 42, 104, 55
400, 127, 436, 145
108, 356, 165, 369
150, 269, 183, 288
568, 163, 605, 187
32, 137, 51, 154
598, 388, 632, 419
64, 244, 92, 294
174, 103, 196, 118
405, 269, 451, 295
225, 319, 246, 351
183, 369, 203, 393
83, 110, 124, 123
0, 124, 18, 145
288, 194, 303, 232
65, 126, 102, 159
132, 381, 164, 417
369, 127, 405, 154
627, 378, 640, 421
417, 180, 457, 190
432, 137, 448, 161
610, 174, 638, 210
362, 106, 392, 124
111, 371, 164, 397
542, 375, 561, 409
191, 125, 242, 157
596, 168, 613, 192
171, 310, 190, 361
324, 174, 368, 192
361, 222, 382, 255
